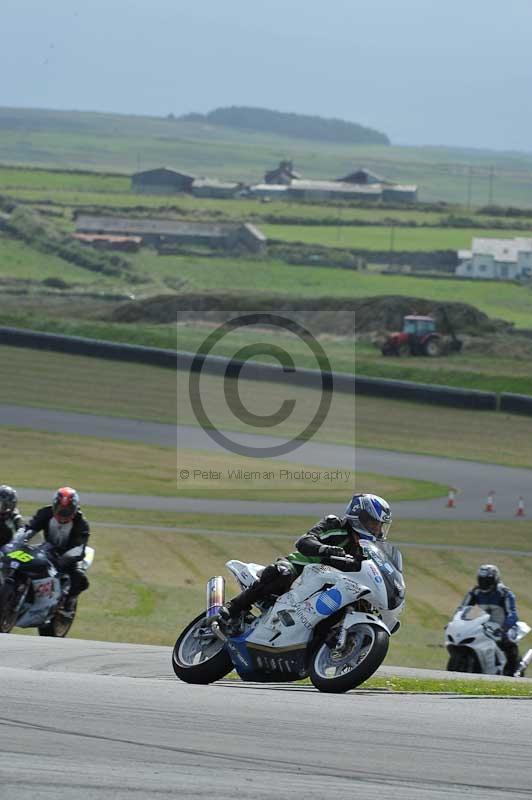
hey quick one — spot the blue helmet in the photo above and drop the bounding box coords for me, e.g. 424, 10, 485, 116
345, 494, 392, 541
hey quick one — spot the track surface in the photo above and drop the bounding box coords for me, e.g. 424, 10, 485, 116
1, 636, 531, 800
4, 405, 532, 519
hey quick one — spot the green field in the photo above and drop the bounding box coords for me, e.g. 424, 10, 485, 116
263, 224, 532, 251
3, 180, 532, 231
3, 235, 532, 328
0, 236, 123, 287
2, 107, 532, 205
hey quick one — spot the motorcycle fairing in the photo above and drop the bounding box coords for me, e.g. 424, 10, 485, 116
226, 628, 308, 681
15, 575, 62, 628
224, 561, 394, 680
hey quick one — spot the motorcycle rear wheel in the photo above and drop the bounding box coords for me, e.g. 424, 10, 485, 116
38, 599, 77, 637
172, 612, 232, 684
310, 622, 389, 693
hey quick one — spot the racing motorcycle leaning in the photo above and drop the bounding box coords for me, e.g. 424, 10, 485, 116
445, 606, 532, 676
173, 542, 405, 693
0, 535, 94, 637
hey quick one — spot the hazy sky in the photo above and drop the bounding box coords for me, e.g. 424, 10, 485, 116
2, 0, 531, 151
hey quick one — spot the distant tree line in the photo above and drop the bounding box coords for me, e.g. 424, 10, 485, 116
179, 106, 390, 145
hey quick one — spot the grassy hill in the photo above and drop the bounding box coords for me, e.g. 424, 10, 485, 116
2, 107, 532, 204
180, 105, 390, 144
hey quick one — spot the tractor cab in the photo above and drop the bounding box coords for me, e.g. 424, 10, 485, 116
403, 316, 437, 336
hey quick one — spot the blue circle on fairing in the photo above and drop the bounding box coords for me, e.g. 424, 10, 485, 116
316, 588, 342, 615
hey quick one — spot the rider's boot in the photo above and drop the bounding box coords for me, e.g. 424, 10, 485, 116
61, 595, 77, 617
218, 581, 265, 622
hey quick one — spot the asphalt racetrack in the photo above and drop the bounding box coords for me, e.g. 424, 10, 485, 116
4, 405, 532, 519
1, 635, 531, 800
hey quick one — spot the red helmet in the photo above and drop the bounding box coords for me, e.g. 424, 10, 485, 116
52, 487, 79, 523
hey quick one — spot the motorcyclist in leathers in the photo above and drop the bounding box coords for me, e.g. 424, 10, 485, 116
0, 485, 25, 547
218, 493, 392, 622
24, 487, 90, 612
457, 564, 520, 675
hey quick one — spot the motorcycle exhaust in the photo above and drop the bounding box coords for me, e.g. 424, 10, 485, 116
514, 648, 532, 678
206, 576, 225, 618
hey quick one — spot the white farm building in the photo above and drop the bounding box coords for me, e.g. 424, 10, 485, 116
456, 237, 532, 280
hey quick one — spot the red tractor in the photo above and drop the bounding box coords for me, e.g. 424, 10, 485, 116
381, 314, 462, 357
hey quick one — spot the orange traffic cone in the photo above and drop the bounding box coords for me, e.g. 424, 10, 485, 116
485, 491, 495, 513
446, 488, 457, 508
516, 497, 525, 517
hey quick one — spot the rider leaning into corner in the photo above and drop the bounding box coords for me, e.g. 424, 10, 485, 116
219, 493, 394, 623
0, 485, 25, 547
23, 487, 90, 613
456, 564, 521, 675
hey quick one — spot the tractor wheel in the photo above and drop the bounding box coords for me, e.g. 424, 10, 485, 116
423, 337, 441, 357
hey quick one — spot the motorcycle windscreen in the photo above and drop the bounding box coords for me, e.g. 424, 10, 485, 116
365, 543, 405, 610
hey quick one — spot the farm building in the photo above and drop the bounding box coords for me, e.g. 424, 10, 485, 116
337, 168, 418, 201
131, 168, 195, 194
72, 233, 141, 252
191, 179, 244, 199
382, 185, 418, 202
337, 168, 392, 185
456, 237, 532, 280
264, 160, 301, 185
247, 184, 289, 199
75, 215, 267, 253
287, 180, 382, 202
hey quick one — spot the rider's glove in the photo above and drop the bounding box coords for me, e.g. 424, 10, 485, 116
56, 555, 76, 571
318, 545, 346, 559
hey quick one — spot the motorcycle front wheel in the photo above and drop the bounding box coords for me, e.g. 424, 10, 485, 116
172, 612, 233, 684
447, 649, 478, 673
0, 584, 18, 633
38, 598, 77, 638
310, 622, 389, 693
0, 581, 28, 633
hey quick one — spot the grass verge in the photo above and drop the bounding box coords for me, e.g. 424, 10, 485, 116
360, 677, 532, 695
1, 427, 445, 502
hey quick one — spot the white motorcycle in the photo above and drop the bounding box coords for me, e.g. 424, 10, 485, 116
445, 606, 532, 676
173, 542, 405, 693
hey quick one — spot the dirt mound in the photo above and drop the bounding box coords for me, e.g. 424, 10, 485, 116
111, 293, 512, 337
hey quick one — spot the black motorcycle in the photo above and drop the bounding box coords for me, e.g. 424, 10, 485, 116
0, 538, 94, 637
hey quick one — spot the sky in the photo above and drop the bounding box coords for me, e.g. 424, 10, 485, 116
2, 0, 531, 152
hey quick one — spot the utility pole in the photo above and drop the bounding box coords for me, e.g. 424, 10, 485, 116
388, 224, 395, 272
466, 166, 473, 209
488, 165, 495, 205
